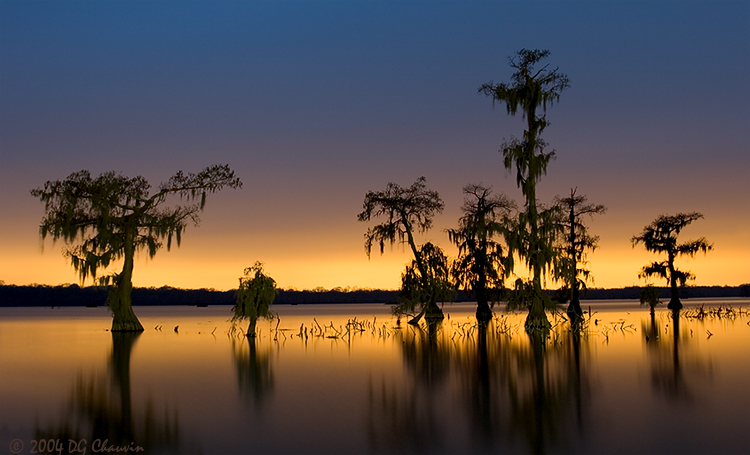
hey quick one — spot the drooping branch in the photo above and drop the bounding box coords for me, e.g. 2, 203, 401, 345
157, 164, 243, 208
675, 238, 712, 257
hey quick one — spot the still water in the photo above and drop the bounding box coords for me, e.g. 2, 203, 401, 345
1, 300, 748, 455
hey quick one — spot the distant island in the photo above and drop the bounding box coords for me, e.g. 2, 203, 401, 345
0, 283, 748, 308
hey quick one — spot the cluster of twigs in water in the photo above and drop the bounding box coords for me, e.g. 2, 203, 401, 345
549, 307, 635, 344
598, 319, 637, 343
227, 314, 278, 339
682, 304, 748, 321
226, 315, 396, 343
446, 314, 518, 340
282, 317, 396, 342
224, 303, 750, 345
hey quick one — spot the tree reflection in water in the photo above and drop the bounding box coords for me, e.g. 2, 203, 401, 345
366, 323, 448, 454
367, 315, 592, 454
502, 319, 590, 455
35, 332, 185, 453
231, 335, 274, 410
642, 309, 712, 402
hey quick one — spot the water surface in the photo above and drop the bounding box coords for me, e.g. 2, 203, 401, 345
1, 300, 748, 454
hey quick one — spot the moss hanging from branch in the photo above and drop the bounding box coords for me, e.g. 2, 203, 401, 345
30, 164, 242, 331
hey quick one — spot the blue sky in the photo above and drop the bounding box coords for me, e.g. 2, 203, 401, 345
1, 1, 748, 290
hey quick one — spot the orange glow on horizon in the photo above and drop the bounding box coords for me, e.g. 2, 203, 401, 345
3, 241, 747, 292
2, 204, 747, 291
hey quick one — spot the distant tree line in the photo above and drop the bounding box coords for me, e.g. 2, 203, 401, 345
0, 284, 233, 307
1, 283, 747, 308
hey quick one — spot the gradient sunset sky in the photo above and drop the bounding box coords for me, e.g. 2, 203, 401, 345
1, 1, 748, 292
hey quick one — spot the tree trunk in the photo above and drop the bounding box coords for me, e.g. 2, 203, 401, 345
567, 286, 583, 320
566, 204, 583, 320
424, 298, 445, 325
408, 307, 425, 325
475, 260, 493, 325
475, 285, 493, 325
667, 251, 682, 309
523, 146, 549, 332
409, 302, 447, 325
475, 302, 493, 326
246, 317, 258, 337
109, 226, 144, 332
525, 297, 551, 332
525, 275, 551, 333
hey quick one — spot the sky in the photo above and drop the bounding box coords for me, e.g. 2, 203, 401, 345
1, 0, 748, 292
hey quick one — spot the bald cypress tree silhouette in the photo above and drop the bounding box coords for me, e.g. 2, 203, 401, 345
556, 188, 606, 320
31, 165, 242, 331
631, 212, 713, 309
480, 49, 570, 332
358, 177, 446, 324
447, 184, 515, 324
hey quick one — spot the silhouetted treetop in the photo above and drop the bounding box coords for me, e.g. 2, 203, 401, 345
631, 212, 710, 257
357, 176, 444, 258
479, 49, 570, 120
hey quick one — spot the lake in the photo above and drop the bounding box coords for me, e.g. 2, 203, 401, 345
1, 299, 748, 455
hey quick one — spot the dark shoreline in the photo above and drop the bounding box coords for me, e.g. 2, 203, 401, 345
0, 284, 747, 308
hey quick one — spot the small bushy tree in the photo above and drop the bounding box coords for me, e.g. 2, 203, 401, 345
233, 262, 278, 337
639, 284, 661, 315
397, 242, 455, 319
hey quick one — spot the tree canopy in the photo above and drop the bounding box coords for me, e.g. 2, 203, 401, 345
447, 184, 515, 323
358, 176, 444, 259
31, 164, 242, 331
555, 188, 606, 319
233, 262, 278, 337
631, 212, 713, 309
398, 242, 455, 317
479, 49, 570, 121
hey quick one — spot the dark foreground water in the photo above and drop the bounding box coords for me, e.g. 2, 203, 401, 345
1, 300, 748, 455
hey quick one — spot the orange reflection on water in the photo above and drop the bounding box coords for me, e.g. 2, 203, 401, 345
1, 300, 748, 454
